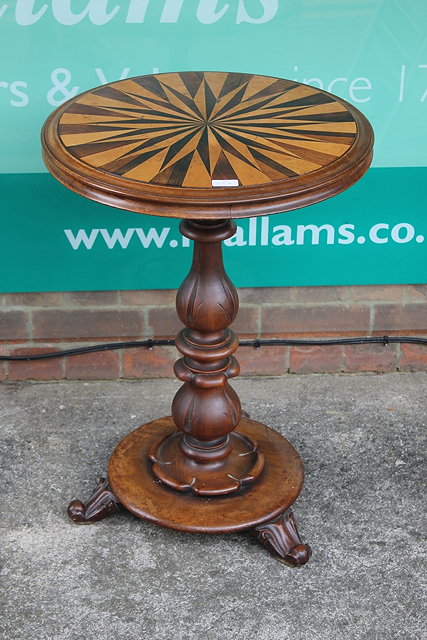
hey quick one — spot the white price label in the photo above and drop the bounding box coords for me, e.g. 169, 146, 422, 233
212, 179, 239, 187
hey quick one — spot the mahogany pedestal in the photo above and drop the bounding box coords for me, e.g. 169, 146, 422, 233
42, 71, 373, 566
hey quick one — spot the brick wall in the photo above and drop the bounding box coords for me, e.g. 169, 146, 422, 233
1, 284, 426, 381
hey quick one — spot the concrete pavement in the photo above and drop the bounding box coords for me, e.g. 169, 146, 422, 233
1, 372, 426, 639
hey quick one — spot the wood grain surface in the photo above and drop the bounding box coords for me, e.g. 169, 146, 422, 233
108, 416, 304, 533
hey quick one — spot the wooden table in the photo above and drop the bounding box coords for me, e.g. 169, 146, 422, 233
42, 71, 373, 566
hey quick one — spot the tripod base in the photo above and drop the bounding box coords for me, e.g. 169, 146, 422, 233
108, 416, 304, 534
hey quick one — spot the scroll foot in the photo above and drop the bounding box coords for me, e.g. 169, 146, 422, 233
252, 511, 311, 567
68, 477, 121, 524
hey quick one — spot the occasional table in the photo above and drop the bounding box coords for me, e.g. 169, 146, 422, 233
42, 72, 373, 566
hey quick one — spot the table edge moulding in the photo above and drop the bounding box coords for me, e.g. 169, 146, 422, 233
41, 71, 374, 567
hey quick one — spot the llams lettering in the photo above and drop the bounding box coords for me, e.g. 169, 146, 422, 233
0, 0, 279, 25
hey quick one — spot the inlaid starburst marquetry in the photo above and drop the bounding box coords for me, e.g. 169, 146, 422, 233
57, 71, 358, 189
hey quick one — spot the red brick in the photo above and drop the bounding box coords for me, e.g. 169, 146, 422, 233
289, 345, 343, 374
373, 304, 427, 333
237, 287, 292, 304
63, 291, 118, 305
261, 305, 370, 337
122, 346, 177, 378
292, 286, 345, 303
344, 343, 398, 373
0, 361, 7, 381
400, 343, 427, 371
0, 311, 29, 340
3, 292, 62, 306
65, 350, 120, 379
148, 307, 182, 338
350, 285, 405, 302
7, 347, 63, 381
33, 310, 144, 339
237, 345, 287, 375
231, 306, 260, 337
406, 285, 427, 300
121, 289, 177, 306
238, 286, 344, 304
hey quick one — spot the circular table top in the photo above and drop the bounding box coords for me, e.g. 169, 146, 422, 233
42, 71, 373, 219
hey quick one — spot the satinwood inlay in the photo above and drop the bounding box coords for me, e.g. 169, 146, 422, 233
57, 72, 357, 188
42, 71, 373, 218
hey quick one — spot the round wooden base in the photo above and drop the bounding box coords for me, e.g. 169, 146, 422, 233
108, 416, 304, 534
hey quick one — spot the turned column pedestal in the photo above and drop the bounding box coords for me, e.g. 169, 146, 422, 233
153, 219, 262, 496
68, 218, 311, 565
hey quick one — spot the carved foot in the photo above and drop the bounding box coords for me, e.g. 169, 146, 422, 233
68, 477, 121, 524
252, 511, 311, 567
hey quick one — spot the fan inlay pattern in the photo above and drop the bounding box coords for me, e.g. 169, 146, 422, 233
58, 71, 357, 189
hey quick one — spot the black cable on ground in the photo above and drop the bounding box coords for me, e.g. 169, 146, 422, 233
1, 336, 426, 361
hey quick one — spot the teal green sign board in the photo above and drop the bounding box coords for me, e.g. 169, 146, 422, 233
1, 1, 426, 292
